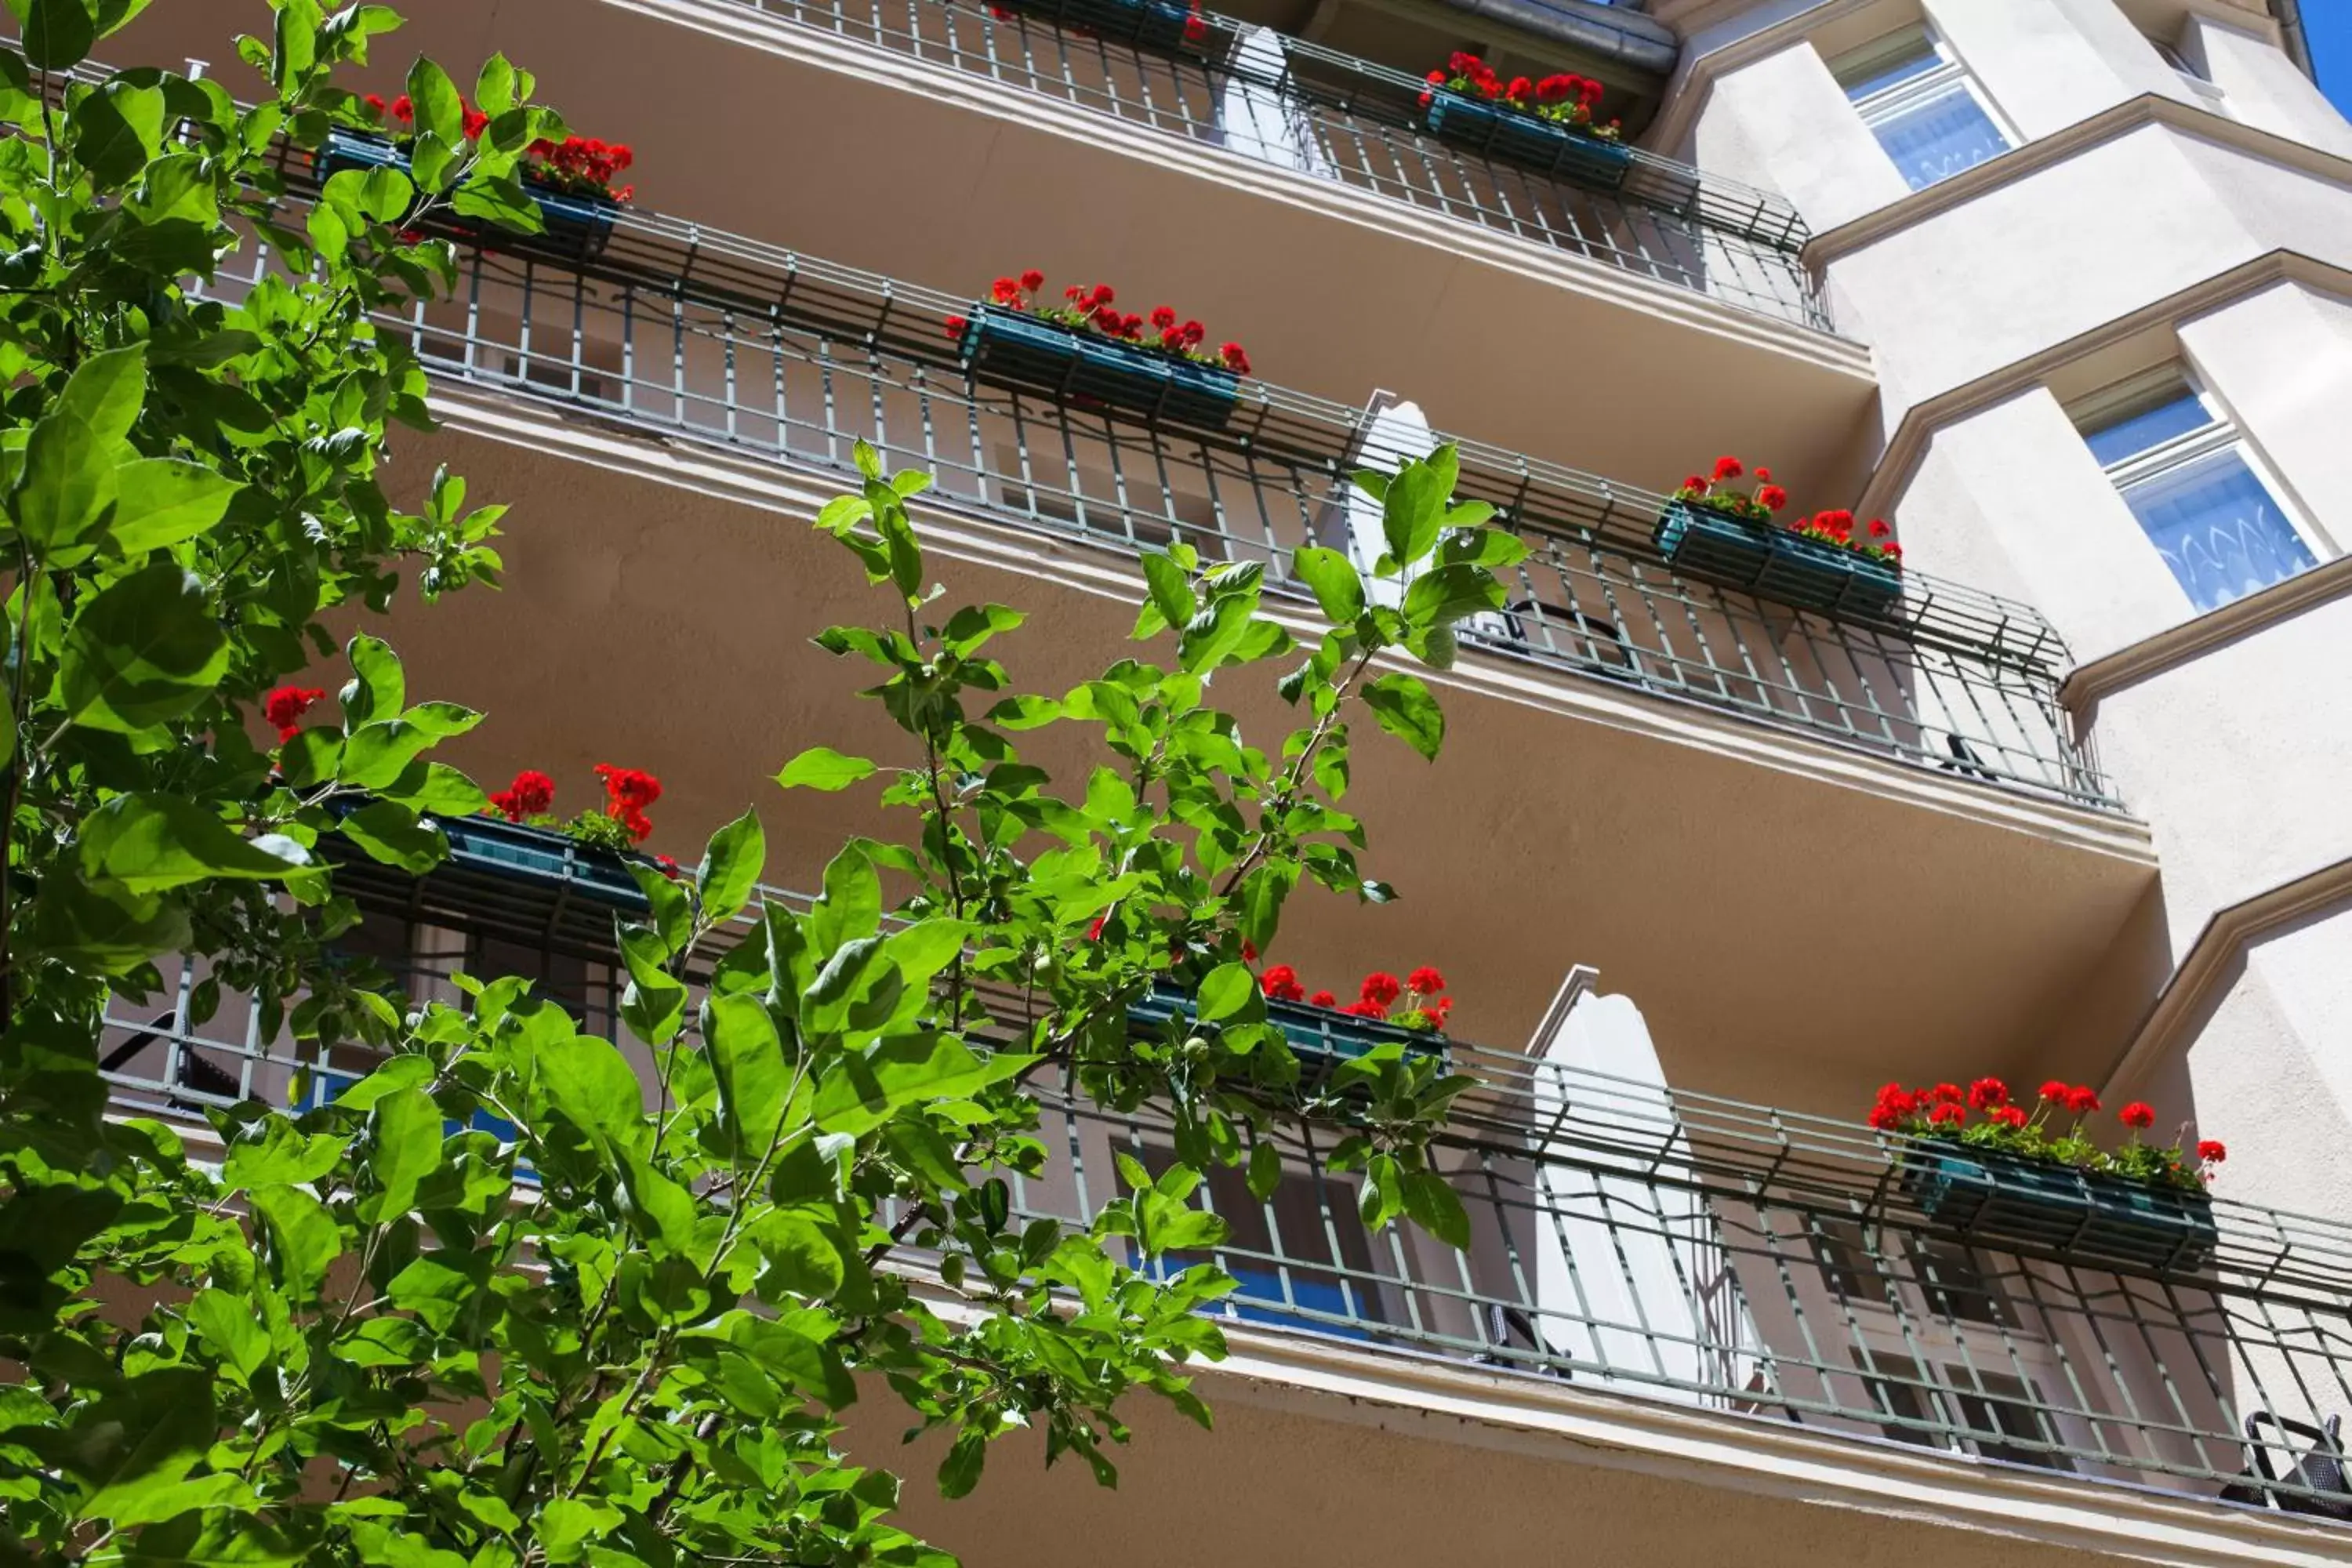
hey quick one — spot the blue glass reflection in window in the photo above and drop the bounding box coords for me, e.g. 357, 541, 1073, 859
2123, 450, 2315, 612
1871, 83, 2010, 191
2082, 390, 2213, 467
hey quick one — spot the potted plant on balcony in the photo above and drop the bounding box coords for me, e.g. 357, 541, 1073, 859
427, 762, 677, 908
1869, 1078, 2226, 1272
1131, 960, 1454, 1067
980, 0, 1214, 59
949, 270, 1252, 430
1653, 456, 1905, 619
1417, 55, 1631, 191
320, 93, 637, 257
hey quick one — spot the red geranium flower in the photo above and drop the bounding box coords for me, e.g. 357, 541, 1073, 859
1342, 1000, 1388, 1020
2063, 1085, 2100, 1115
1929, 1103, 1965, 1127
1681, 475, 1708, 493
1754, 466, 1771, 483
2119, 1101, 2155, 1130
1756, 485, 1788, 512
488, 768, 557, 822
2197, 1139, 2227, 1163
1019, 268, 1046, 291
1711, 456, 1744, 481
944, 314, 968, 341
1405, 966, 1446, 994
1867, 518, 1892, 539
2038, 1080, 2069, 1102
1967, 1076, 2009, 1111
1992, 1105, 2029, 1127
263, 685, 326, 742
1260, 964, 1305, 1002
1931, 1082, 1963, 1104
1308, 989, 1337, 1008
1359, 971, 1403, 1007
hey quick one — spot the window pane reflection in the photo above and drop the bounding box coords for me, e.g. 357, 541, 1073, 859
2123, 450, 2316, 612
1871, 85, 2009, 190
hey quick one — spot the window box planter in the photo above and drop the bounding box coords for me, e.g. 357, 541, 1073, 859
1422, 94, 1634, 192
430, 811, 652, 912
1653, 499, 1903, 619
317, 130, 619, 259
959, 306, 1240, 430
984, 0, 1204, 55
1128, 984, 1449, 1066
1900, 1146, 2217, 1274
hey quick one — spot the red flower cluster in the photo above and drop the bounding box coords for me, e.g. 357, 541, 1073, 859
524, 135, 637, 203
488, 768, 557, 822
1867, 1075, 2226, 1190
950, 271, 1251, 376
1675, 456, 1787, 524
363, 93, 636, 202
1418, 53, 1621, 140
594, 763, 662, 842
262, 685, 326, 743
1791, 509, 1903, 568
1257, 962, 1453, 1032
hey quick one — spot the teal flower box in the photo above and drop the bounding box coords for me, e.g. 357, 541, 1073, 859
1901, 1146, 2217, 1274
985, 0, 1203, 54
1129, 984, 1448, 1067
318, 130, 619, 259
960, 307, 1240, 430
1423, 95, 1634, 191
1653, 499, 1904, 619
432, 813, 651, 911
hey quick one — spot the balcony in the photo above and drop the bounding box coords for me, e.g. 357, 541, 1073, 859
116, 0, 1873, 485
95, 850, 2352, 1544
229, 171, 2107, 817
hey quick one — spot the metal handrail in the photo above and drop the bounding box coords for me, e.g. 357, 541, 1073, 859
691, 0, 1837, 330
95, 851, 2352, 1522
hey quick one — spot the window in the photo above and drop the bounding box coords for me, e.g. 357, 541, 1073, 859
1832, 25, 2011, 191
2145, 31, 2228, 112
2074, 373, 2319, 613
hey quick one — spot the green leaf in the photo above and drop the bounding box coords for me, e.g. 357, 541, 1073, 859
14, 412, 118, 565
938, 1429, 987, 1501
339, 719, 438, 789
474, 53, 517, 114
341, 633, 405, 724
336, 800, 447, 874
249, 1185, 341, 1298
56, 561, 227, 731
775, 746, 875, 793
535, 1028, 649, 1156
1400, 564, 1506, 631
1399, 1167, 1471, 1250
618, 925, 688, 1046
697, 808, 765, 922
1195, 962, 1258, 1025
1381, 444, 1458, 568
367, 1085, 445, 1220
1139, 551, 1193, 637
1360, 672, 1444, 760
749, 1210, 846, 1299
15, 0, 95, 70
812, 1035, 1036, 1138
185, 1289, 270, 1380
1235, 862, 1294, 953
58, 342, 147, 445
107, 458, 241, 554
809, 842, 880, 959
377, 760, 485, 816
1291, 546, 1365, 624
705, 992, 788, 1152
1247, 1142, 1282, 1203
80, 794, 308, 894
405, 56, 464, 146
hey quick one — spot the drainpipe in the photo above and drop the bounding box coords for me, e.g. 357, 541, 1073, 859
1427, 0, 1679, 76
2273, 0, 2314, 81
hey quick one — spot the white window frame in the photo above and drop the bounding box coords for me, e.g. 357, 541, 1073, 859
2071, 368, 2331, 596
2145, 31, 2229, 114
1831, 24, 2015, 181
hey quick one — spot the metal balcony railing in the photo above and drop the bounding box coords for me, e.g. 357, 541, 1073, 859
96, 853, 2352, 1526
699, 0, 1833, 331
216, 177, 2106, 810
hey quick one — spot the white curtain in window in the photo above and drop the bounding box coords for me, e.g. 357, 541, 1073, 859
1871, 85, 2007, 190
2124, 449, 2316, 612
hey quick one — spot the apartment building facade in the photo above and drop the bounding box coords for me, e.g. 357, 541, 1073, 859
87, 0, 2352, 1560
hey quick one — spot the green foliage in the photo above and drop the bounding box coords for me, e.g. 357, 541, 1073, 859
0, 5, 1529, 1563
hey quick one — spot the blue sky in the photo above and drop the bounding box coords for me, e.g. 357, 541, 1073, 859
2312, 4, 2352, 117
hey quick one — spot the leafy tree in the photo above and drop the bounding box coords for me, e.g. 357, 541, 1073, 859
0, 2, 1529, 1562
